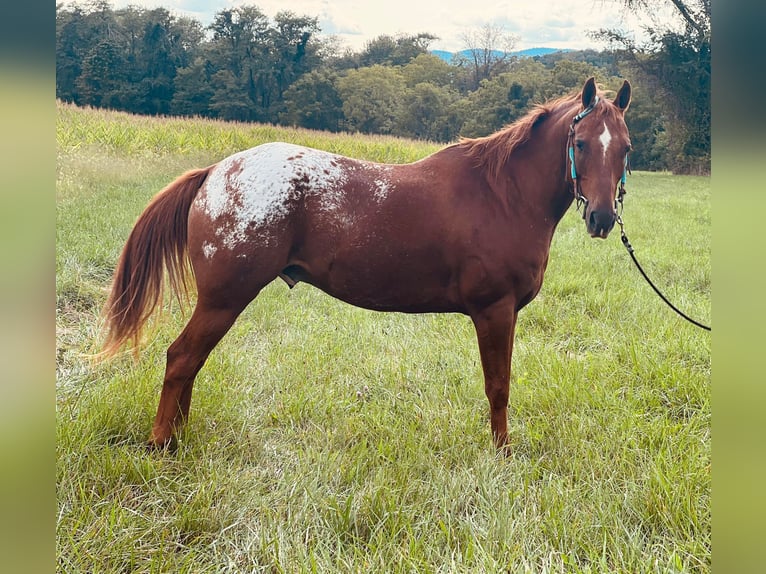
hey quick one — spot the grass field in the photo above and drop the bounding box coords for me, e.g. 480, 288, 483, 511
56, 102, 711, 573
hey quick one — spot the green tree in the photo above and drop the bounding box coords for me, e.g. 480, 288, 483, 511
56, 3, 85, 103
595, 0, 710, 173
401, 53, 458, 89
455, 59, 609, 138
279, 69, 344, 132
208, 5, 269, 78
618, 79, 669, 171
537, 49, 620, 76
208, 70, 252, 122
76, 39, 126, 108
171, 58, 214, 117
359, 33, 437, 67
458, 62, 551, 137
645, 31, 710, 173
205, 6, 319, 122
397, 83, 461, 142
134, 9, 175, 114
57, 0, 118, 105
56, 2, 207, 115
265, 11, 321, 118
337, 65, 405, 134
206, 5, 269, 120
549, 60, 606, 97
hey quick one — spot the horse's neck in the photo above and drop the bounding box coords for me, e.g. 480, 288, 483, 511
510, 114, 574, 228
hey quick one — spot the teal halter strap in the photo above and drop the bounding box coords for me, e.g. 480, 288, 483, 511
566, 96, 630, 207
567, 96, 599, 182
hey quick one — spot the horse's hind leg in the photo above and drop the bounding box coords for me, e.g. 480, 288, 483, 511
148, 298, 247, 448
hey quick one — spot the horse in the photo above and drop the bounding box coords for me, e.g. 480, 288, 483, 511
103, 77, 632, 452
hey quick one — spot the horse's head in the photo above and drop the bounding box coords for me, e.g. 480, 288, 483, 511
568, 77, 632, 239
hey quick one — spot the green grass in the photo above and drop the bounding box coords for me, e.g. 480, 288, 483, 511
56, 102, 710, 573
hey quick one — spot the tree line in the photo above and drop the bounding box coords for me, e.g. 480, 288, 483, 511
56, 0, 710, 173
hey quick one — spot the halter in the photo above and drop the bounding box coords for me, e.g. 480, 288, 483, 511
566, 96, 630, 219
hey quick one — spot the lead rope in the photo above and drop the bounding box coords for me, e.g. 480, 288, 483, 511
615, 186, 712, 332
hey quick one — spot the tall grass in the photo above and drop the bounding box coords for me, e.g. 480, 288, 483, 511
56, 102, 710, 573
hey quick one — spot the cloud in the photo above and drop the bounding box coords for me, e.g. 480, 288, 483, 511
318, 13, 363, 37
544, 16, 576, 29
176, 0, 225, 12
315, 1, 363, 36
59, 0, 648, 52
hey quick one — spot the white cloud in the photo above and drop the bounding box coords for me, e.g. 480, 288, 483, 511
60, 0, 658, 52
239, 0, 648, 51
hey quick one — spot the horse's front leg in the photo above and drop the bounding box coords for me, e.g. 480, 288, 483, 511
471, 298, 518, 454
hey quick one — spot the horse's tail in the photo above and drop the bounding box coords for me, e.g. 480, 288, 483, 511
101, 167, 212, 357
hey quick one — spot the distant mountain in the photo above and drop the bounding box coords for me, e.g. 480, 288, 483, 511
515, 47, 571, 57
431, 47, 570, 63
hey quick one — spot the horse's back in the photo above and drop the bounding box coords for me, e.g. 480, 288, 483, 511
188, 141, 471, 250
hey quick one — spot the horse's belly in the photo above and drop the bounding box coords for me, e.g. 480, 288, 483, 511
323, 283, 463, 314
303, 249, 464, 313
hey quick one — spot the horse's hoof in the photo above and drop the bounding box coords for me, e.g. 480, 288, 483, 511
494, 441, 512, 459
145, 436, 177, 452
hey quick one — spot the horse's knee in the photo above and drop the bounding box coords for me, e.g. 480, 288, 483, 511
485, 380, 509, 410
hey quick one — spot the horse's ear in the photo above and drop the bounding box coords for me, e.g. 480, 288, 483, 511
581, 77, 597, 108
614, 79, 632, 113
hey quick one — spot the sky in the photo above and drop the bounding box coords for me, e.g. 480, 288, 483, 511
68, 0, 664, 52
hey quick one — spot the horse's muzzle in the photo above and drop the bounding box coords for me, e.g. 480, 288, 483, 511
587, 209, 616, 239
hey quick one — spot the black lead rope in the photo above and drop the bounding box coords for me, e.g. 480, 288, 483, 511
617, 220, 711, 332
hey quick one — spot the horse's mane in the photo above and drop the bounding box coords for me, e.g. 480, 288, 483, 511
457, 92, 580, 181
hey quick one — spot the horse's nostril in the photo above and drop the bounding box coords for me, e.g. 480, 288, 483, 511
588, 210, 615, 235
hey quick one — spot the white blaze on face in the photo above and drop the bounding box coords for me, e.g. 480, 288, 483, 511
599, 122, 612, 160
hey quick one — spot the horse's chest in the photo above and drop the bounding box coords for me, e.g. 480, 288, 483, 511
458, 240, 549, 311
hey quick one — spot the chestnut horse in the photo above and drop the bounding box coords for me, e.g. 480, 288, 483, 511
104, 77, 632, 451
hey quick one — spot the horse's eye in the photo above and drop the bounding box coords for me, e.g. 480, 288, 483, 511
575, 140, 585, 151
625, 144, 632, 154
